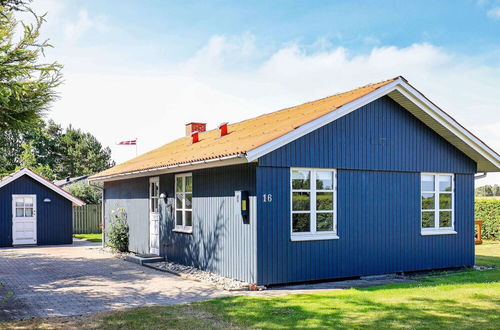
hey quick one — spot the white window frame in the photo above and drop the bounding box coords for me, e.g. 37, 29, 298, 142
290, 168, 339, 241
420, 172, 456, 236
174, 172, 193, 233
149, 177, 160, 213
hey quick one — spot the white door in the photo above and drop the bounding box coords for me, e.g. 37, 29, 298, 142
12, 195, 37, 245
149, 177, 160, 255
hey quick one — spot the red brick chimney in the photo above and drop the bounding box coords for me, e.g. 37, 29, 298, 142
185, 122, 206, 137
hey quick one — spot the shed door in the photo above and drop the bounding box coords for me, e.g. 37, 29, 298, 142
12, 195, 37, 245
149, 177, 160, 255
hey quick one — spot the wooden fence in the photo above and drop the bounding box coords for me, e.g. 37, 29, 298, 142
72, 204, 102, 234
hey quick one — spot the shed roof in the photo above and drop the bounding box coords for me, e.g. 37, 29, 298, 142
91, 76, 500, 181
0, 168, 85, 206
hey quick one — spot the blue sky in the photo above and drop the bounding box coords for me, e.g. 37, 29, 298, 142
29, 0, 500, 184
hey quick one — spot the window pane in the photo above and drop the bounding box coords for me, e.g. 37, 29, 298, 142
439, 211, 452, 227
316, 213, 333, 231
176, 211, 183, 225
439, 175, 452, 192
15, 198, 24, 207
185, 211, 192, 227
150, 183, 155, 197
292, 213, 310, 232
185, 176, 192, 192
292, 170, 310, 190
439, 193, 452, 209
176, 177, 183, 192
176, 193, 183, 209
292, 192, 310, 211
421, 175, 435, 191
24, 197, 33, 207
155, 182, 159, 196
185, 193, 192, 210
316, 171, 333, 190
25, 208, 33, 217
317, 192, 333, 210
421, 193, 435, 210
421, 211, 435, 228
16, 208, 24, 217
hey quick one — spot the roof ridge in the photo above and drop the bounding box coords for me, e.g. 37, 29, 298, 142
226, 76, 401, 126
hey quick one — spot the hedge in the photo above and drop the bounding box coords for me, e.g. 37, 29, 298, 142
475, 198, 500, 240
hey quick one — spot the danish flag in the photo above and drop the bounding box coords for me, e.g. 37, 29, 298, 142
117, 139, 137, 145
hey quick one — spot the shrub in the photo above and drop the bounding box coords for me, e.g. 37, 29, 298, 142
106, 208, 129, 252
65, 181, 102, 204
475, 198, 500, 240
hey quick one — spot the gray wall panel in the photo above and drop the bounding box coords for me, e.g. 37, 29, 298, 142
104, 177, 149, 254
160, 164, 257, 283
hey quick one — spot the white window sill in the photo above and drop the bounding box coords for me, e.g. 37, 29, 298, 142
172, 228, 193, 234
291, 233, 339, 241
421, 229, 457, 236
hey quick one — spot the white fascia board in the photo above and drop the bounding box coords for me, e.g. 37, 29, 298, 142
89, 154, 249, 183
246, 78, 500, 171
0, 168, 85, 206
245, 78, 403, 162
394, 82, 500, 171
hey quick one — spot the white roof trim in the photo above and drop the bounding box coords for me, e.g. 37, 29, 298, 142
246, 79, 402, 162
246, 77, 500, 172
0, 168, 85, 206
89, 154, 248, 182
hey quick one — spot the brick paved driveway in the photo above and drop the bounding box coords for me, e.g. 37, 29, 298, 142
0, 240, 227, 321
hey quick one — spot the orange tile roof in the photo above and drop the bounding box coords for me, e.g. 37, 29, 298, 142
91, 77, 398, 179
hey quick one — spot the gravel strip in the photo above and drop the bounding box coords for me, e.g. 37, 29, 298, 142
146, 261, 254, 291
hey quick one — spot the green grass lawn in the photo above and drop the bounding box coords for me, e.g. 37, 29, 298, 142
73, 233, 102, 243
6, 241, 500, 329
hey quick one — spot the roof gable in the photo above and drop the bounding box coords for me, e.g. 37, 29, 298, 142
90, 76, 499, 181
0, 168, 85, 206
259, 95, 477, 173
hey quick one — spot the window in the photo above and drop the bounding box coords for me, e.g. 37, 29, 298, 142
421, 173, 455, 235
175, 173, 192, 232
149, 177, 159, 213
14, 196, 34, 217
291, 168, 338, 241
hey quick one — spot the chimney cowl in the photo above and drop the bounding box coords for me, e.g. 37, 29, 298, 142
218, 122, 228, 137
191, 131, 199, 144
185, 122, 206, 137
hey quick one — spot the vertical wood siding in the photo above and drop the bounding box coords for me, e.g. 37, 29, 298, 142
0, 175, 72, 247
256, 96, 476, 285
257, 168, 474, 285
259, 96, 476, 174
161, 163, 257, 283
72, 204, 102, 234
104, 177, 149, 254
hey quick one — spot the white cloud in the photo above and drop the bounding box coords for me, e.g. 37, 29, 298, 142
64, 10, 108, 43
487, 7, 500, 19
46, 35, 500, 184
31, 0, 66, 21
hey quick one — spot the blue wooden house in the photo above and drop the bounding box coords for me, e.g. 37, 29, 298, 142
0, 168, 85, 247
90, 77, 499, 285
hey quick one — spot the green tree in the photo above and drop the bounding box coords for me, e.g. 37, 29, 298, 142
65, 180, 102, 204
0, 1, 62, 130
476, 185, 494, 197
493, 184, 500, 197
0, 120, 113, 179
16, 141, 54, 179
55, 125, 114, 178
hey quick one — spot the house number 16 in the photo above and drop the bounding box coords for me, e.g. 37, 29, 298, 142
263, 194, 273, 202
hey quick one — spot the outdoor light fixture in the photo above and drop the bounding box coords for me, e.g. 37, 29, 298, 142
160, 192, 167, 200
43, 198, 51, 203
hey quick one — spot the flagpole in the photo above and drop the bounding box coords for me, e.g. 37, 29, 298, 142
135, 138, 138, 157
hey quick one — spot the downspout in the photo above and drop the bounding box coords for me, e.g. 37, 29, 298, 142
89, 182, 105, 247
474, 172, 487, 180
